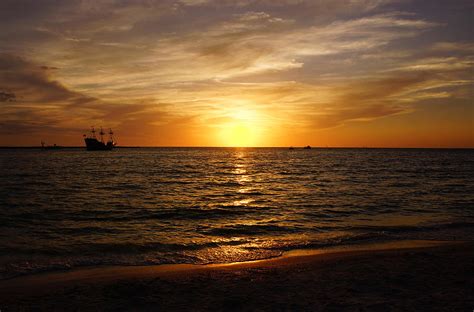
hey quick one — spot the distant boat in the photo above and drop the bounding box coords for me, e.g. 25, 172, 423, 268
289, 146, 295, 150
41, 141, 62, 150
83, 127, 116, 151
304, 145, 311, 149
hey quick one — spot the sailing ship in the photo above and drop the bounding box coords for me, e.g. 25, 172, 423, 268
83, 127, 116, 151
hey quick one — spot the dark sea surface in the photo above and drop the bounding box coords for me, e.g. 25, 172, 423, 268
1, 148, 473, 278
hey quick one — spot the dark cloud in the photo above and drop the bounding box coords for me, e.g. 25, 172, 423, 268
0, 53, 173, 139
40, 66, 59, 71
0, 54, 85, 103
0, 91, 15, 102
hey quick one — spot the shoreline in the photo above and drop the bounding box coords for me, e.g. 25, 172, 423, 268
0, 239, 456, 286
1, 239, 472, 310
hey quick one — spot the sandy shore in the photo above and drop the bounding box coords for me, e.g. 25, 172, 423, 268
1, 240, 472, 311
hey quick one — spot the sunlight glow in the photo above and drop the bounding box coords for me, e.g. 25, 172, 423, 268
217, 108, 264, 147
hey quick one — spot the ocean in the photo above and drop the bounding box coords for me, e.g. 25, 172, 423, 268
1, 148, 473, 278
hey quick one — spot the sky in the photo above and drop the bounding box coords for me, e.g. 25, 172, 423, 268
0, 0, 472, 147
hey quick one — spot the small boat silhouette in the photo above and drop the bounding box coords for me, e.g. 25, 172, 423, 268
41, 141, 62, 150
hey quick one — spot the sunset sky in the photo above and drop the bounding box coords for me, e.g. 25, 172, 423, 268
0, 0, 472, 147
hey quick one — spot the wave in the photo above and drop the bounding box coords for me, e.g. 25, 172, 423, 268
340, 221, 474, 234
0, 240, 224, 257
203, 224, 303, 236
1, 220, 472, 280
0, 207, 258, 224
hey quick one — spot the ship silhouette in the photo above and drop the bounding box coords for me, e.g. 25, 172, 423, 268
83, 127, 116, 151
41, 141, 62, 150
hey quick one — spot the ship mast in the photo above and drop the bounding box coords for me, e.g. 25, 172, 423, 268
91, 126, 96, 139
109, 128, 114, 142
99, 127, 105, 143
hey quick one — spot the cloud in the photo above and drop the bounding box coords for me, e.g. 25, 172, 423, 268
44, 9, 439, 101
432, 42, 474, 53
179, 0, 397, 11
310, 75, 425, 127
0, 1, 423, 87
393, 57, 474, 72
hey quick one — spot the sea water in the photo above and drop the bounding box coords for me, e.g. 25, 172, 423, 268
1, 148, 473, 278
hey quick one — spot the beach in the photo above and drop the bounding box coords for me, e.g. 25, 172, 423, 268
1, 240, 472, 311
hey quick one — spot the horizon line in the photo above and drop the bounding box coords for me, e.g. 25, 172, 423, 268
0, 146, 473, 149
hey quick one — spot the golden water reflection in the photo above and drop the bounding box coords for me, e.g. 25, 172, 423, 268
233, 150, 252, 201
233, 198, 254, 206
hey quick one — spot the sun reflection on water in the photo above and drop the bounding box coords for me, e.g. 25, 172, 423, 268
233, 198, 254, 206
233, 149, 253, 197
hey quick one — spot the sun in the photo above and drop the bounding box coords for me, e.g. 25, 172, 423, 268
220, 123, 253, 147
217, 109, 263, 147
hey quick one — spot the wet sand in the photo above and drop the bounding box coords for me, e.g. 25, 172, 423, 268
1, 240, 472, 311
